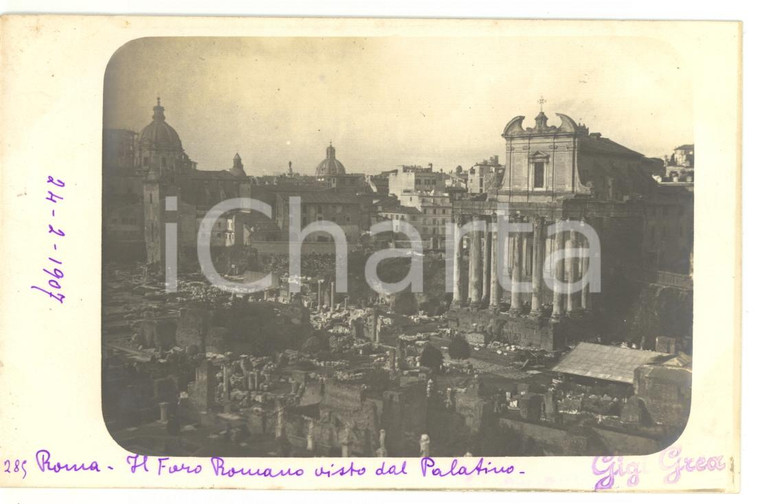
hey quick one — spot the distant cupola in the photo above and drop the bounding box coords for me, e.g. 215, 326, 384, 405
139, 97, 183, 151
229, 153, 247, 177
315, 141, 347, 177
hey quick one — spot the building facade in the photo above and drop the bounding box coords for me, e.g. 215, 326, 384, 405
467, 156, 504, 194
448, 109, 694, 351
387, 164, 447, 197
104, 100, 250, 267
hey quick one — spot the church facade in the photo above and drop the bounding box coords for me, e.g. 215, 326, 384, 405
448, 109, 693, 351
104, 99, 250, 266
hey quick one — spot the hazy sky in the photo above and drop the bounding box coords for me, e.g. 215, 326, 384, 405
104, 37, 692, 175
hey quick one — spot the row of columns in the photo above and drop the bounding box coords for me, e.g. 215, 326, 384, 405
452, 214, 592, 317
316, 280, 337, 312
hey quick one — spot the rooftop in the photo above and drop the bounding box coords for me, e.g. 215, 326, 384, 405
288, 191, 362, 205
552, 342, 670, 384
579, 135, 645, 159
381, 205, 422, 215
190, 170, 240, 180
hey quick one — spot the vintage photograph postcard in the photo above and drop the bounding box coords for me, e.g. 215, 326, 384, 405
0, 16, 741, 492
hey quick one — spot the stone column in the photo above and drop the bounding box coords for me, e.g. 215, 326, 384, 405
275, 399, 284, 438
580, 224, 591, 311
523, 232, 531, 281
222, 363, 231, 402
490, 213, 501, 309
452, 215, 464, 306
551, 224, 565, 319
530, 216, 545, 315
481, 224, 491, 304
468, 218, 483, 306
388, 347, 397, 372
307, 419, 315, 452
420, 434, 431, 457
371, 308, 380, 344
159, 402, 169, 423
580, 251, 590, 311
545, 232, 553, 281
341, 425, 350, 457
317, 281, 323, 311
330, 281, 335, 312
376, 429, 388, 457
525, 234, 533, 279
253, 369, 259, 391
509, 221, 523, 314
566, 230, 577, 313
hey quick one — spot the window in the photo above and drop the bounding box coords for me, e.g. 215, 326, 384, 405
533, 162, 545, 189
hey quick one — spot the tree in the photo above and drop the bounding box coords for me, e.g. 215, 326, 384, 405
420, 343, 443, 373
448, 335, 471, 360
301, 334, 329, 354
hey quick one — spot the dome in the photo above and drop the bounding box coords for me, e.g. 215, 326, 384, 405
315, 143, 346, 177
139, 98, 183, 151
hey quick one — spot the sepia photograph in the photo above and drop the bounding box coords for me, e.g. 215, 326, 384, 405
101, 36, 695, 459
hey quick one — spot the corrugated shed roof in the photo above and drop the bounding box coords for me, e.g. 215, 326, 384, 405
552, 342, 668, 384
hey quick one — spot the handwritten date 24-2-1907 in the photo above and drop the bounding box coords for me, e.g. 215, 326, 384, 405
30, 176, 67, 304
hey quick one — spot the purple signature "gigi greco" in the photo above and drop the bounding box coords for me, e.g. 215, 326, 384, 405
592, 445, 727, 490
